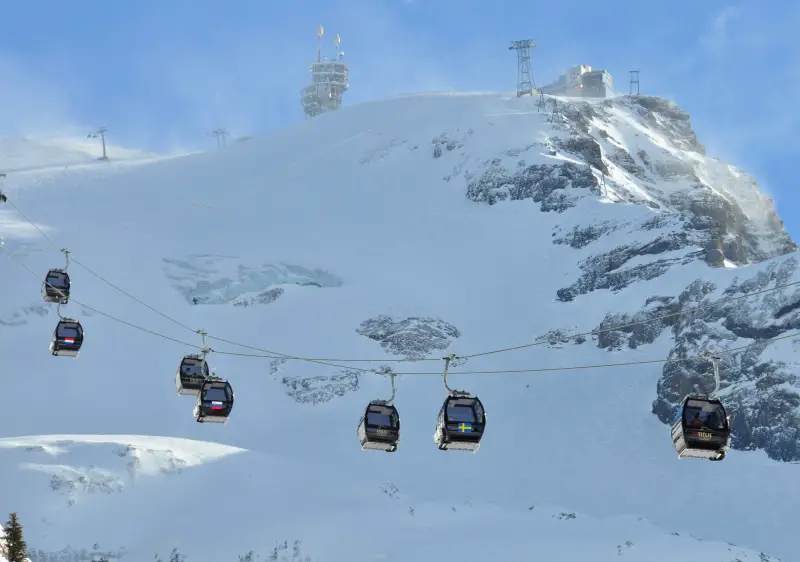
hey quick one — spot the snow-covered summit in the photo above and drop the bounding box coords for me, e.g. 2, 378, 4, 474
0, 90, 798, 560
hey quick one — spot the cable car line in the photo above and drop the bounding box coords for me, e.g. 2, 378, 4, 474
5, 197, 440, 363
0, 244, 202, 349
457, 278, 800, 360
7, 197, 800, 366
0, 242, 383, 373
6, 199, 198, 334
4, 231, 799, 457
4, 194, 800, 376
388, 330, 800, 375
5, 236, 799, 376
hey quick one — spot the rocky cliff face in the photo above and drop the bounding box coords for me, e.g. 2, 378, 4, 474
456, 93, 799, 461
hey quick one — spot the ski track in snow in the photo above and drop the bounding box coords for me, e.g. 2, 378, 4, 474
0, 92, 796, 561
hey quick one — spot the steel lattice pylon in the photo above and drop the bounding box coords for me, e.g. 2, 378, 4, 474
508, 39, 536, 97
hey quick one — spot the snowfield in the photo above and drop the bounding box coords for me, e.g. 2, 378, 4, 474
0, 91, 797, 561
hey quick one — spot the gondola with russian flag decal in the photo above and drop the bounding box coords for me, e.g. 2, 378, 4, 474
433, 355, 486, 452
194, 377, 234, 424
50, 319, 84, 357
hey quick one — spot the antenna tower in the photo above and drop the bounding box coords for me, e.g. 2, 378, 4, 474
629, 70, 640, 95
317, 24, 323, 63
508, 39, 536, 97
301, 26, 349, 119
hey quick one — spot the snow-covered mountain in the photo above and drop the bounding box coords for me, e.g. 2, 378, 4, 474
1, 90, 798, 561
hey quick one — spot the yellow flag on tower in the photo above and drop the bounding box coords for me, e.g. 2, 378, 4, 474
335, 34, 341, 46
317, 25, 324, 38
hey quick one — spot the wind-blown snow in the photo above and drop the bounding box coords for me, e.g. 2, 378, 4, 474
0, 91, 796, 561
0, 136, 177, 172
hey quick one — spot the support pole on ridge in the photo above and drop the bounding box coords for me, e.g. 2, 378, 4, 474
508, 39, 537, 98
629, 70, 640, 95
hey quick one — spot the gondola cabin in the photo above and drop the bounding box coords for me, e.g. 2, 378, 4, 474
176, 354, 210, 395
42, 269, 70, 304
671, 395, 731, 461
50, 319, 83, 357
434, 394, 486, 452
357, 401, 400, 452
194, 378, 234, 423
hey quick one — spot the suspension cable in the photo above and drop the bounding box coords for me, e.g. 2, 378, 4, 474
1, 244, 217, 349
5, 195, 800, 369
3, 239, 798, 378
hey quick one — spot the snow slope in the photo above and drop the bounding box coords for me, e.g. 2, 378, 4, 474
0, 136, 178, 173
0, 437, 775, 562
0, 91, 797, 561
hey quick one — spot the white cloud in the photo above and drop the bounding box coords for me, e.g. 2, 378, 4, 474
698, 6, 739, 57
0, 52, 85, 137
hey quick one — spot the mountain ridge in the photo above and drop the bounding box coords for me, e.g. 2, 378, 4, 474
1, 90, 798, 560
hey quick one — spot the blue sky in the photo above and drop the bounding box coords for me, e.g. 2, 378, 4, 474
2, 0, 799, 236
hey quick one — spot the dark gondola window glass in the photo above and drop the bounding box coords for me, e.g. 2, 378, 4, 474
183, 361, 202, 376
447, 405, 476, 423
684, 407, 703, 427
57, 325, 80, 339
46, 274, 67, 288
203, 387, 228, 403
704, 413, 720, 429
703, 406, 725, 430
366, 411, 393, 427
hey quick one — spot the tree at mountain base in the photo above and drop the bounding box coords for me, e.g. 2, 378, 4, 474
2, 513, 28, 562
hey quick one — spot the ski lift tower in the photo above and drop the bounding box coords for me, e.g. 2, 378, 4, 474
301, 25, 349, 119
508, 39, 537, 97
87, 127, 109, 160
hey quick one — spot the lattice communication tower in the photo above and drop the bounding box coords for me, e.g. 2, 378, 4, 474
301, 25, 349, 119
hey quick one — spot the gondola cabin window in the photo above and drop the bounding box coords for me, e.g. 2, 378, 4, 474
203, 387, 228, 403
447, 404, 476, 423
683, 400, 726, 430
182, 361, 203, 377
46, 272, 68, 289
367, 411, 393, 427
57, 324, 80, 340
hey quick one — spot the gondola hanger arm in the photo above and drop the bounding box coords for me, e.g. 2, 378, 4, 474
442, 354, 468, 396
701, 352, 722, 398
60, 248, 71, 271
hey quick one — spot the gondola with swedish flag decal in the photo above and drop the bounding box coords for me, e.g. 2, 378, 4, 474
434, 355, 486, 452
